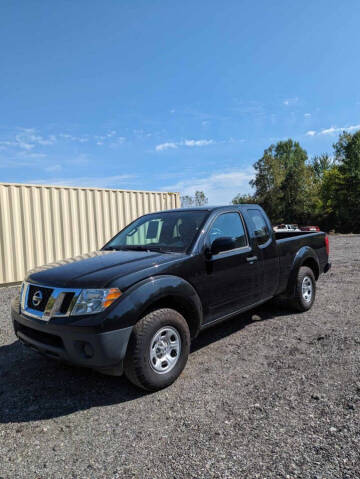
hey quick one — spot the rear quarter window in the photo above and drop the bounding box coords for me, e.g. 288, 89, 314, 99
247, 209, 270, 245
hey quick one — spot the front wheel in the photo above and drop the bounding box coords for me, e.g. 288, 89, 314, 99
124, 308, 190, 391
290, 266, 316, 312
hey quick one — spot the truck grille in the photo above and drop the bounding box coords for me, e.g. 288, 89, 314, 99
27, 285, 54, 312
21, 282, 81, 320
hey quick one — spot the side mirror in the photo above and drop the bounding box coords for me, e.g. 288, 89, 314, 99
209, 236, 236, 256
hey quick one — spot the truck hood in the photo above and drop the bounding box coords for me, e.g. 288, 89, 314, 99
26, 250, 185, 289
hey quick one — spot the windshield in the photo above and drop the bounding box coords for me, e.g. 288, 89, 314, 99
103, 210, 209, 253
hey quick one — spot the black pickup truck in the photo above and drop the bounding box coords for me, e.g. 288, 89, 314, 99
11, 205, 331, 390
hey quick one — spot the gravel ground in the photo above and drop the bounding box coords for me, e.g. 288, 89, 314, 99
0, 235, 360, 479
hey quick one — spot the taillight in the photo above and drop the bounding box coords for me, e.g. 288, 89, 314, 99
325, 236, 330, 256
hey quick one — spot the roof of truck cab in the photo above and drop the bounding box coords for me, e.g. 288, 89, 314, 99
158, 204, 259, 213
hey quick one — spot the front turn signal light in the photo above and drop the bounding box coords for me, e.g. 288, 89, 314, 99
103, 288, 122, 308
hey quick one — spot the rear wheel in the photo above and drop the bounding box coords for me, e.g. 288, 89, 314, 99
124, 308, 190, 391
290, 266, 316, 312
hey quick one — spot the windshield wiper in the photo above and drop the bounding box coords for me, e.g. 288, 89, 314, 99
145, 246, 171, 253
103, 245, 172, 253
123, 245, 173, 253
121, 245, 154, 252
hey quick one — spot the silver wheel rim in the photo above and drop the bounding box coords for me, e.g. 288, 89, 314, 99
149, 326, 181, 374
302, 276, 313, 303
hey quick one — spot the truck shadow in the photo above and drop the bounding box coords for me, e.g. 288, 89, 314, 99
0, 303, 292, 424
191, 302, 291, 353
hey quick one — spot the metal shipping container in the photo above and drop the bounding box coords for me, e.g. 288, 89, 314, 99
0, 182, 180, 285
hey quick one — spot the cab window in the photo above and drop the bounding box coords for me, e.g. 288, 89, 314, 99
208, 212, 248, 249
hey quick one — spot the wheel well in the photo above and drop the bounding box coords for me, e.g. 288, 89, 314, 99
142, 295, 201, 339
302, 257, 319, 280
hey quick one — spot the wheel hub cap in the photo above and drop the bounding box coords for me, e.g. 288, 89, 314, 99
302, 276, 313, 303
149, 326, 181, 374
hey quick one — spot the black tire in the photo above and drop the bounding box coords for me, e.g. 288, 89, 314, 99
124, 308, 190, 391
290, 266, 316, 312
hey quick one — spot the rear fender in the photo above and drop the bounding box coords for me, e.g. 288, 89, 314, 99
286, 247, 320, 297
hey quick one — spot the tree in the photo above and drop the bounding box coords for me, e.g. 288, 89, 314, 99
181, 190, 208, 207
333, 131, 353, 163
318, 166, 344, 230
311, 154, 333, 182
249, 139, 311, 224
232, 193, 257, 204
231, 131, 360, 232
303, 154, 333, 225
180, 195, 194, 208
331, 131, 360, 232
194, 190, 208, 206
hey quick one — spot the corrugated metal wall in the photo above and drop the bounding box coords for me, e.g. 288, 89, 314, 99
0, 183, 180, 285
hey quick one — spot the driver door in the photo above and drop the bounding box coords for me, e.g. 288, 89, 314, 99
201, 211, 262, 323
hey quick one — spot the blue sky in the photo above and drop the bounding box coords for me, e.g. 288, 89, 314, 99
1, 0, 360, 204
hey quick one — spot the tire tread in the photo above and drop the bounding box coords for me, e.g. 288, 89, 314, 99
124, 308, 190, 391
290, 266, 316, 312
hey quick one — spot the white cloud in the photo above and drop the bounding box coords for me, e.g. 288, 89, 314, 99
15, 133, 35, 150
0, 128, 124, 153
306, 124, 360, 136
164, 168, 254, 204
320, 127, 337, 135
60, 133, 88, 143
156, 142, 178, 151
183, 139, 214, 147
29, 174, 135, 189
228, 137, 246, 144
94, 132, 125, 147
283, 97, 299, 106
17, 151, 47, 159
38, 134, 57, 145
0, 140, 17, 148
15, 129, 57, 150
304, 113, 312, 118
155, 139, 214, 152
109, 136, 126, 148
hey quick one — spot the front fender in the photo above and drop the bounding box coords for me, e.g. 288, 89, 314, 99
286, 247, 320, 296
102, 275, 203, 334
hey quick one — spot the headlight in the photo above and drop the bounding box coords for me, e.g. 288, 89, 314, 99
71, 288, 122, 316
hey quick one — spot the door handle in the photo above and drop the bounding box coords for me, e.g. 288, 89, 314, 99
246, 255, 258, 263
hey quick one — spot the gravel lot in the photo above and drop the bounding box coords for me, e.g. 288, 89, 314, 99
1, 235, 360, 478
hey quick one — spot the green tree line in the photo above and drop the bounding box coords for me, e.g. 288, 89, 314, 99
181, 191, 208, 207
233, 130, 360, 233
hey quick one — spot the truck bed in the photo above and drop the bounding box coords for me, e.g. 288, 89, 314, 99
274, 231, 328, 295
274, 230, 315, 240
